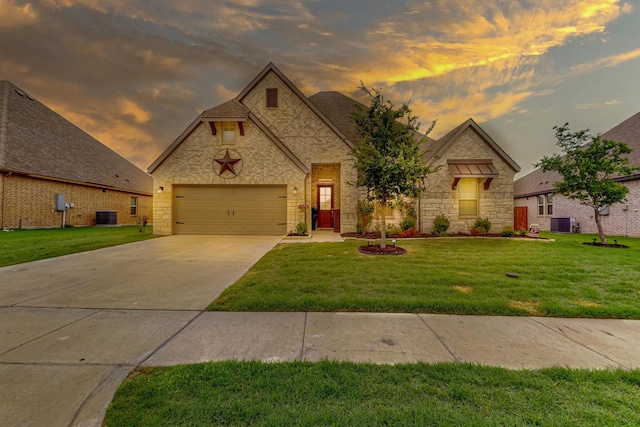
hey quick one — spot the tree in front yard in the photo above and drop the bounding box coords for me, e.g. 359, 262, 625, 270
535, 123, 640, 244
350, 85, 438, 248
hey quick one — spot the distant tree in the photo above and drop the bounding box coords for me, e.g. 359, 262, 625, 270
350, 85, 438, 248
535, 123, 640, 244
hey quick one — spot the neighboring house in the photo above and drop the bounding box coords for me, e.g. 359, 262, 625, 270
0, 81, 152, 229
149, 63, 520, 236
514, 111, 640, 237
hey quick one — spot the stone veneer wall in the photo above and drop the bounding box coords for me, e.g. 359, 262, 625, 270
420, 127, 516, 234
0, 173, 152, 229
241, 71, 358, 232
514, 179, 640, 237
153, 70, 358, 235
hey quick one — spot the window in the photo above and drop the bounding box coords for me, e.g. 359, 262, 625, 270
374, 202, 394, 217
459, 178, 478, 217
222, 122, 236, 143
538, 195, 545, 215
538, 194, 553, 216
266, 88, 278, 108
130, 196, 138, 216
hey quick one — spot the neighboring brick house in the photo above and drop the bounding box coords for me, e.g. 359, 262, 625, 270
514, 111, 640, 237
149, 63, 520, 235
0, 81, 152, 229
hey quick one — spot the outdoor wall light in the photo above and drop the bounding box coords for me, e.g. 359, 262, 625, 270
157, 186, 164, 194
293, 186, 298, 196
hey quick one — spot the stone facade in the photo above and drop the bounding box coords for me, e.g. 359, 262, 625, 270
152, 70, 357, 235
420, 127, 516, 234
514, 179, 640, 237
150, 64, 517, 236
0, 173, 152, 229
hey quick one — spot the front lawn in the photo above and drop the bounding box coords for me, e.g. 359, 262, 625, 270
0, 226, 160, 267
105, 361, 640, 426
209, 233, 640, 318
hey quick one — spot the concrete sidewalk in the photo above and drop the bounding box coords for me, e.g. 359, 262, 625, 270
143, 312, 640, 369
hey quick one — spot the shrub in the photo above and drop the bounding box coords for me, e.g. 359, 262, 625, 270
387, 224, 402, 236
399, 227, 420, 238
296, 222, 308, 235
473, 217, 491, 233
470, 226, 487, 236
399, 216, 417, 231
357, 200, 374, 231
501, 226, 515, 237
433, 214, 450, 235
355, 220, 365, 235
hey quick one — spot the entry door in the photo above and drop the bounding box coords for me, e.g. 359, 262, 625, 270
318, 185, 334, 228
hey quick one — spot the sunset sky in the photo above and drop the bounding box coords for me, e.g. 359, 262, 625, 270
2, 0, 638, 177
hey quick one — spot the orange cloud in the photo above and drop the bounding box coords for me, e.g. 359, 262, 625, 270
118, 98, 152, 124
0, 0, 38, 28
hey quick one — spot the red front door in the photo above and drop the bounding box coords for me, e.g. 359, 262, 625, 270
318, 185, 334, 228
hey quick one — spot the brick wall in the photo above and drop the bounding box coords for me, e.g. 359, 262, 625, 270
514, 179, 640, 237
0, 173, 152, 229
420, 127, 517, 234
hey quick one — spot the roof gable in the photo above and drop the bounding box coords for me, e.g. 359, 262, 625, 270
149, 63, 354, 174
426, 118, 520, 173
0, 81, 151, 194
236, 63, 354, 150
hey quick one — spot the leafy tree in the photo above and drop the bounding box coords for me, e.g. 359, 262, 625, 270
535, 123, 640, 244
350, 85, 437, 248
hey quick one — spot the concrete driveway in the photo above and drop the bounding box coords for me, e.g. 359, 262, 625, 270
0, 235, 281, 427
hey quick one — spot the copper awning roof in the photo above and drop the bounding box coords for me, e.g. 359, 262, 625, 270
447, 159, 499, 178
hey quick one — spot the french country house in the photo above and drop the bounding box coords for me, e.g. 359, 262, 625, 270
149, 63, 520, 236
514, 111, 640, 237
0, 81, 152, 229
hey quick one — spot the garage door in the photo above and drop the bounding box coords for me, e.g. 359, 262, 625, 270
174, 185, 287, 235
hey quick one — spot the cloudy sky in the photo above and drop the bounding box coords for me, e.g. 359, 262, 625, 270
2, 0, 639, 177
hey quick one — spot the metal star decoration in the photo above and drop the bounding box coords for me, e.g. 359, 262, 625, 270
213, 149, 242, 177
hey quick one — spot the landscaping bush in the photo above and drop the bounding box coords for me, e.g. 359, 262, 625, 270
357, 200, 375, 231
473, 217, 492, 233
501, 226, 515, 237
399, 227, 420, 238
399, 216, 417, 231
433, 214, 450, 236
470, 226, 487, 236
386, 224, 402, 236
296, 222, 308, 235
355, 220, 365, 235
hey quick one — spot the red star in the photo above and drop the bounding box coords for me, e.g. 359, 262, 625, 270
214, 149, 242, 176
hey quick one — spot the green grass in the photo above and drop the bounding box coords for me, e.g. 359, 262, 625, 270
0, 226, 160, 267
105, 361, 640, 426
209, 233, 640, 318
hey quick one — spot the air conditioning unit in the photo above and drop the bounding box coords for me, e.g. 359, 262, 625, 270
550, 217, 575, 233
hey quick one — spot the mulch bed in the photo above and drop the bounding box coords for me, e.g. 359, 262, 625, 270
358, 244, 407, 255
582, 242, 629, 249
342, 232, 539, 239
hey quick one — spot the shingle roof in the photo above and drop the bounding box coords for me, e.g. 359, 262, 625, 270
307, 91, 366, 140
0, 81, 151, 194
201, 100, 249, 121
514, 111, 640, 198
